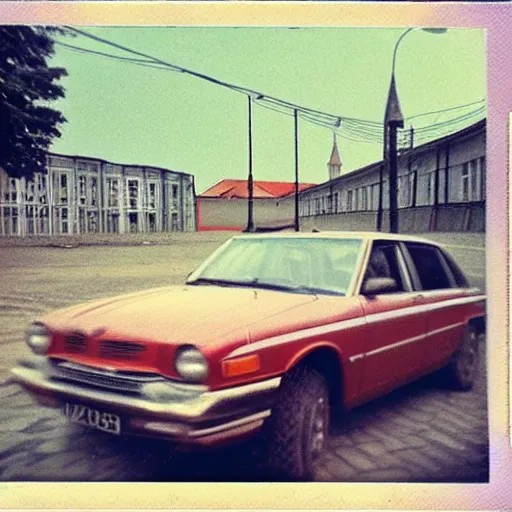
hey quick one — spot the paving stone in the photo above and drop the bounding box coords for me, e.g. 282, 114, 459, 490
399, 434, 429, 449
401, 409, 436, 423
0, 431, 28, 454
357, 442, 389, 457
348, 431, 377, 444
353, 467, 416, 482
323, 457, 359, 480
422, 429, 470, 452
35, 438, 69, 455
0, 451, 36, 480
333, 447, 379, 471
4, 392, 38, 408
24, 451, 81, 479
0, 384, 26, 399
362, 426, 409, 450
458, 445, 489, 465
383, 415, 422, 434
395, 448, 444, 473
0, 416, 40, 433
418, 444, 461, 465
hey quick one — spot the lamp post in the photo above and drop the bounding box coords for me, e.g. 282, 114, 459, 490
246, 95, 254, 232
383, 27, 447, 233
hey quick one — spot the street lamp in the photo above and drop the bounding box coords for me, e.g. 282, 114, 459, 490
383, 27, 447, 233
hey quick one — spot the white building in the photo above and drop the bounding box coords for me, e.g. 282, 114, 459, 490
0, 153, 196, 236
297, 119, 485, 232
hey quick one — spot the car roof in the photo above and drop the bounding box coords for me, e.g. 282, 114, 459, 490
232, 231, 442, 246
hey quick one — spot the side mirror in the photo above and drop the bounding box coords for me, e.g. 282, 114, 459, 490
362, 277, 398, 296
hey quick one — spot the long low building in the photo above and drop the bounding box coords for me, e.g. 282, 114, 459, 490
281, 119, 486, 233
0, 153, 196, 236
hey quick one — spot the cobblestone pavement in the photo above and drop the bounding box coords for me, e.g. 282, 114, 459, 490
0, 337, 488, 483
0, 235, 488, 482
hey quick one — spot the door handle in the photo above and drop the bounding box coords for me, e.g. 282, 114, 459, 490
412, 294, 424, 302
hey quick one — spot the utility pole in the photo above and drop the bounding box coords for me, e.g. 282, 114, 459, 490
246, 96, 254, 232
294, 109, 299, 232
384, 75, 404, 234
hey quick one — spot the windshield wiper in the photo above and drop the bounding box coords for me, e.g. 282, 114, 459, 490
187, 277, 344, 296
186, 277, 256, 288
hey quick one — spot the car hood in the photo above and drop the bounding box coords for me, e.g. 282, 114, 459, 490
41, 285, 320, 346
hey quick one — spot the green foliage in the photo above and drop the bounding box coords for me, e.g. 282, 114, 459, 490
0, 26, 68, 179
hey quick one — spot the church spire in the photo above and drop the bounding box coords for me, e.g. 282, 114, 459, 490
327, 132, 342, 181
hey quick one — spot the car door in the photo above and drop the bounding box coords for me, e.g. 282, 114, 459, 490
401, 242, 470, 371
356, 240, 429, 402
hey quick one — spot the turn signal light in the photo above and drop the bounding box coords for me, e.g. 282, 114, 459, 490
222, 355, 260, 378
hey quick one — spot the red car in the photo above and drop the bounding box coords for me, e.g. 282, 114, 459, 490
11, 232, 485, 480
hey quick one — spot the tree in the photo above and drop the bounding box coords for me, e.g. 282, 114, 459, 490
0, 26, 68, 180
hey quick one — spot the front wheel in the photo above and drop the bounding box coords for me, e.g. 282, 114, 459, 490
262, 366, 329, 481
442, 324, 479, 390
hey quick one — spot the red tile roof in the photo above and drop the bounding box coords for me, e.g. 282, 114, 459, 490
200, 179, 317, 199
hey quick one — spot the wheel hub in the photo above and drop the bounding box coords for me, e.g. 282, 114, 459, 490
310, 397, 326, 457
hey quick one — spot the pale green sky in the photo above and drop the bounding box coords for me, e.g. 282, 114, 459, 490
49, 27, 486, 193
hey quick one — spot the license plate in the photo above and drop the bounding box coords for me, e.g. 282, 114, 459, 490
64, 403, 121, 435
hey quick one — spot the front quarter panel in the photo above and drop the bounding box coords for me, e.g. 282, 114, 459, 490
217, 297, 367, 404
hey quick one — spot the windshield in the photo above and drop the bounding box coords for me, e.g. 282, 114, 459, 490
187, 236, 363, 296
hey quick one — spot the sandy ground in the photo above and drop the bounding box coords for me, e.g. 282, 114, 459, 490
0, 232, 233, 380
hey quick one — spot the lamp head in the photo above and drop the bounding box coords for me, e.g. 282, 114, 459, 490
422, 28, 448, 34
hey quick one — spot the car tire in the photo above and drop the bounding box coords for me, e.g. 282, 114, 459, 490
262, 365, 329, 481
442, 324, 479, 391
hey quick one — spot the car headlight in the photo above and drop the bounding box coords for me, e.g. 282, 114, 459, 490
26, 323, 52, 355
175, 345, 209, 383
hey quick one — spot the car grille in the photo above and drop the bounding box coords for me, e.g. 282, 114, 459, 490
50, 360, 162, 393
99, 340, 146, 360
64, 332, 87, 353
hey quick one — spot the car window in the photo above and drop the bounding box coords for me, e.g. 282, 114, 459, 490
190, 237, 363, 295
363, 242, 407, 293
404, 243, 455, 291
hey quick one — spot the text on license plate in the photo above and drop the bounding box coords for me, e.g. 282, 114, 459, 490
65, 403, 121, 434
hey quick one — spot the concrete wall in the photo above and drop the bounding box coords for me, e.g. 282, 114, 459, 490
197, 196, 296, 230
298, 202, 485, 233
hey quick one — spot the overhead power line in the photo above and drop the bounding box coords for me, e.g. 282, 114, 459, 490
59, 27, 486, 147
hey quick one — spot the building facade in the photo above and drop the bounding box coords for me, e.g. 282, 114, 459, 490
197, 179, 316, 231
296, 119, 486, 232
0, 153, 196, 236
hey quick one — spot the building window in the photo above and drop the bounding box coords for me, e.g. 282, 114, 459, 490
60, 207, 69, 234
171, 184, 179, 210
372, 184, 379, 211
426, 172, 435, 205
106, 178, 119, 207
408, 172, 415, 207
37, 174, 47, 204
461, 159, 484, 202
461, 164, 470, 202
479, 157, 486, 200
78, 175, 87, 205
346, 190, 353, 211
90, 177, 98, 206
148, 183, 157, 209
333, 192, 339, 213
128, 179, 139, 209
59, 174, 68, 204
361, 187, 368, 211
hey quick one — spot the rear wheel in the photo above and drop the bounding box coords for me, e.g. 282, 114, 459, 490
262, 366, 329, 481
442, 324, 479, 390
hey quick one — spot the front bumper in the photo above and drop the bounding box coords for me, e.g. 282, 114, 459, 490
10, 356, 281, 446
